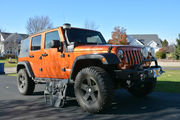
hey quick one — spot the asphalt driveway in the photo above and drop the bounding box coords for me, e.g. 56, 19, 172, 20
0, 75, 180, 120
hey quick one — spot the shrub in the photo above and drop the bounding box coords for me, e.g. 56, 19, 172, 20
156, 51, 166, 59
4, 54, 16, 59
166, 53, 173, 59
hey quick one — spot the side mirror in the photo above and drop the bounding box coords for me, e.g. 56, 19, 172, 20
50, 40, 60, 48
50, 40, 63, 52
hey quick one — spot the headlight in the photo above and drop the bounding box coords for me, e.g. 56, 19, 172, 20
141, 47, 149, 58
117, 50, 124, 59
150, 47, 155, 57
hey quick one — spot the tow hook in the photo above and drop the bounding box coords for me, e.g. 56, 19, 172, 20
140, 73, 145, 81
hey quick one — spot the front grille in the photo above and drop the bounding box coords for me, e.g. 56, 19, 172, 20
124, 50, 142, 66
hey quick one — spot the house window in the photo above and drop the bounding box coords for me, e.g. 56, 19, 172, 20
10, 48, 12, 54
31, 35, 41, 51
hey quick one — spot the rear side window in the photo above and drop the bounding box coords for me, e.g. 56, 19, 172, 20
45, 31, 60, 49
18, 37, 30, 58
31, 35, 41, 51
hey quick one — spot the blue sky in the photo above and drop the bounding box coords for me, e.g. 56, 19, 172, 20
0, 0, 179, 44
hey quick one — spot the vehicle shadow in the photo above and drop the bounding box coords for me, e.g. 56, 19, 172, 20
85, 89, 180, 119
0, 89, 180, 120
35, 89, 180, 115
33, 91, 44, 96
105, 89, 179, 114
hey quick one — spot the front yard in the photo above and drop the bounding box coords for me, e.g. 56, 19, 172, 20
0, 59, 17, 67
156, 70, 180, 93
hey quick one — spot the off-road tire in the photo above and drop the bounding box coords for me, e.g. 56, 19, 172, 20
128, 78, 157, 97
17, 69, 35, 95
74, 66, 113, 113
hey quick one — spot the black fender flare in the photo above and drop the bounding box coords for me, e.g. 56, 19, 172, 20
17, 61, 34, 78
70, 53, 120, 80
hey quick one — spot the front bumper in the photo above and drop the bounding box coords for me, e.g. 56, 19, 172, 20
114, 58, 164, 80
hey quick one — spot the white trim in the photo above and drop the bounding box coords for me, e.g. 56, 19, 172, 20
0, 34, 5, 42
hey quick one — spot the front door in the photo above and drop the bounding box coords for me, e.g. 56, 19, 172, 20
29, 35, 44, 77
41, 30, 65, 78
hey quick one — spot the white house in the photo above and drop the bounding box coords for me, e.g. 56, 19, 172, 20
127, 36, 143, 46
0, 31, 28, 56
127, 34, 162, 52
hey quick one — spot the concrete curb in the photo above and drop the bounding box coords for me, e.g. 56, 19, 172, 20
4, 67, 16, 74
152, 61, 180, 67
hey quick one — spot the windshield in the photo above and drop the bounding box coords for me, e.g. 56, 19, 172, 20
66, 28, 106, 44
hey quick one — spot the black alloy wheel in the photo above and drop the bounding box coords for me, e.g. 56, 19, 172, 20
74, 67, 113, 113
17, 69, 35, 95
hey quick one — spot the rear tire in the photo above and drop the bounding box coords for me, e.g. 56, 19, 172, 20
17, 69, 35, 95
128, 78, 157, 97
74, 67, 113, 113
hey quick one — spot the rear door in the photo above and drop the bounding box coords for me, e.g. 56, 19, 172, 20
41, 30, 66, 78
29, 34, 44, 77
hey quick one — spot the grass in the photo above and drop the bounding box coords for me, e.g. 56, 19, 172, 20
163, 66, 180, 68
0, 59, 17, 67
155, 70, 180, 93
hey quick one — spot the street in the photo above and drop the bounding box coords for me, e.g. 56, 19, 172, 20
0, 75, 180, 120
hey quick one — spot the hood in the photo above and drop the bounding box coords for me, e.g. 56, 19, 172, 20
74, 45, 109, 52
74, 44, 142, 52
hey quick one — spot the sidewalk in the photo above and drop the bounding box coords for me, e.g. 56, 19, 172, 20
152, 61, 180, 67
4, 67, 16, 74
158, 61, 180, 67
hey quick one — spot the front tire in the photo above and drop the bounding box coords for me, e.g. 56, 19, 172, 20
74, 67, 113, 113
17, 69, 35, 95
128, 78, 157, 97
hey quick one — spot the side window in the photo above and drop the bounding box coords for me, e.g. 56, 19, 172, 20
31, 35, 41, 51
45, 31, 60, 49
19, 38, 30, 57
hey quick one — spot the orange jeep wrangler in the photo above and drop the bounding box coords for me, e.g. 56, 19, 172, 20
17, 24, 163, 113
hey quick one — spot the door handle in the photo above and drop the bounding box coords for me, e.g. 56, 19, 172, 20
29, 55, 34, 58
42, 53, 48, 57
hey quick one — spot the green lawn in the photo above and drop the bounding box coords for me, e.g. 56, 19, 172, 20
156, 70, 180, 93
0, 59, 17, 67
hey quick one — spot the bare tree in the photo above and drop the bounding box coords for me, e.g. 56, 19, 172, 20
84, 20, 99, 30
26, 16, 53, 34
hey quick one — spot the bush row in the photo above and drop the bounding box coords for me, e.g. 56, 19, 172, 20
0, 54, 16, 59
